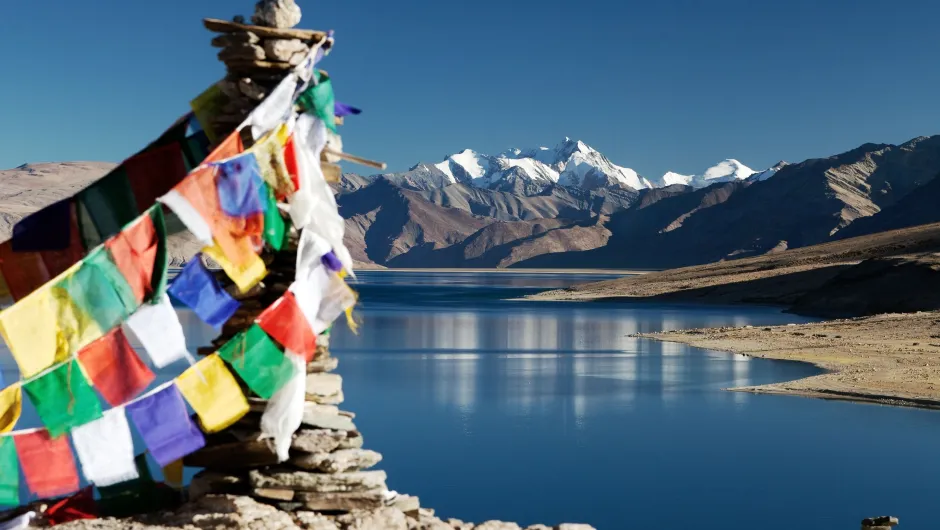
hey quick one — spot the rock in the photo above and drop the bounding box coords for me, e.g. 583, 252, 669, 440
337, 432, 364, 450
406, 514, 452, 530
554, 526, 596, 530
476, 523, 521, 530
307, 373, 343, 397
263, 39, 309, 62
218, 43, 267, 61
212, 31, 260, 48
387, 494, 420, 517
305, 402, 340, 416
295, 511, 341, 530
184, 439, 279, 470
302, 409, 357, 432
446, 519, 474, 530
238, 78, 267, 101
336, 507, 407, 530
525, 526, 552, 530
861, 516, 899, 527
217, 79, 243, 100
307, 356, 339, 373
159, 495, 299, 529
290, 449, 383, 473
292, 429, 348, 454
250, 469, 388, 493
253, 0, 302, 29
310, 390, 345, 405
188, 470, 248, 499
295, 490, 386, 512
254, 488, 297, 501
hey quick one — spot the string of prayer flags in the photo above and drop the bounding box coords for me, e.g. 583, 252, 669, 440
57, 246, 139, 337
76, 328, 154, 407
125, 385, 205, 468
214, 153, 267, 218
43, 486, 97, 526
176, 355, 249, 433
260, 350, 306, 462
256, 292, 318, 361
321, 250, 343, 273
0, 243, 53, 303
23, 359, 102, 438
296, 71, 336, 132
0, 436, 17, 506
14, 430, 80, 499
282, 136, 301, 193
218, 324, 296, 399
202, 243, 267, 294
71, 409, 138, 487
124, 293, 191, 369
247, 73, 298, 140
0, 386, 22, 433
190, 84, 227, 144
105, 206, 168, 305
167, 258, 240, 328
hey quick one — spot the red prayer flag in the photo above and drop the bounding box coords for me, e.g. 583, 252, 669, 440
124, 142, 189, 213
45, 486, 98, 525
39, 202, 86, 280
256, 291, 318, 360
105, 214, 158, 303
283, 135, 301, 196
0, 242, 51, 302
14, 430, 80, 499
77, 328, 155, 407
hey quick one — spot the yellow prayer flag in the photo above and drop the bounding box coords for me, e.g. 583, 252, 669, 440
203, 244, 266, 294
176, 354, 248, 433
163, 459, 184, 489
0, 289, 65, 378
0, 385, 22, 433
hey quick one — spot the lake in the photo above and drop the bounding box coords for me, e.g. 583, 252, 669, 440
3, 271, 940, 529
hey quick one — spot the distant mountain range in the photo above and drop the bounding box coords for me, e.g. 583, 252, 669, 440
338, 136, 940, 269
6, 136, 940, 272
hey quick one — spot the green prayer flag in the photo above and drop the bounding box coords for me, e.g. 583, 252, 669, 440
149, 206, 170, 300
296, 71, 336, 133
262, 185, 286, 252
0, 436, 18, 506
218, 324, 296, 399
77, 168, 141, 241
57, 247, 139, 334
23, 360, 103, 437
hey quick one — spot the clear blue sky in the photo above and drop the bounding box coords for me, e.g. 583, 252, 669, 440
1, 0, 938, 178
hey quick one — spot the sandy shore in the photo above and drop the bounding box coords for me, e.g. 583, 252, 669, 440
639, 311, 940, 409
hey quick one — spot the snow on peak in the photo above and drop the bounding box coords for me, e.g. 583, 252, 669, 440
657, 159, 758, 189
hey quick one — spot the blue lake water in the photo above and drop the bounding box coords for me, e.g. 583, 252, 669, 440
2, 271, 940, 529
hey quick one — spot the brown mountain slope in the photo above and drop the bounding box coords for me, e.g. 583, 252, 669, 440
529, 221, 940, 317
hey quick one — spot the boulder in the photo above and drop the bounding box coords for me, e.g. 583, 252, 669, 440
526, 526, 552, 530
250, 469, 388, 493
290, 449, 383, 473
387, 494, 420, 517
292, 429, 347, 454
336, 507, 407, 530
310, 390, 345, 405
445, 519, 474, 530
238, 78, 267, 101
263, 39, 309, 62
476, 523, 521, 530
295, 511, 341, 530
555, 526, 596, 530
149, 495, 299, 530
295, 490, 385, 512
253, 0, 302, 28
218, 43, 266, 61
188, 471, 248, 500
184, 439, 279, 470
211, 31, 260, 48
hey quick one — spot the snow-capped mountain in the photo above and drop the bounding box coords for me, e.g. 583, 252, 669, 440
655, 159, 759, 188
747, 161, 789, 182
393, 138, 654, 193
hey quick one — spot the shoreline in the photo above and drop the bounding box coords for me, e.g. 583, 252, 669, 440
636, 311, 940, 411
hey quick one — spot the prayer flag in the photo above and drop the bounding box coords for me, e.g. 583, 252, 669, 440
207, 129, 244, 162
44, 486, 97, 525
77, 169, 140, 242
321, 250, 343, 272
167, 258, 240, 328
39, 202, 87, 282
71, 409, 138, 487
14, 430, 80, 499
297, 71, 336, 132
248, 73, 298, 140
176, 354, 249, 433
202, 243, 267, 294
77, 328, 155, 407
214, 153, 267, 218
158, 189, 213, 247
12, 199, 72, 251
262, 185, 286, 251
0, 385, 22, 433
163, 459, 184, 490
23, 359, 102, 437
283, 135, 301, 193
125, 385, 205, 468
260, 350, 306, 461
334, 101, 362, 117
124, 293, 191, 368
105, 206, 168, 304
218, 324, 296, 399
256, 292, 318, 360
190, 84, 227, 143
55, 247, 138, 340
251, 125, 295, 199
0, 287, 70, 378
124, 142, 188, 213
0, 242, 52, 302
0, 436, 17, 506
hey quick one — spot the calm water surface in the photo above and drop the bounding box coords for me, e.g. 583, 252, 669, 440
3, 271, 939, 529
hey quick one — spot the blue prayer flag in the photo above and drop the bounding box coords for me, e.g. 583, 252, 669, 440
214, 153, 266, 218
167, 257, 240, 328
125, 385, 205, 468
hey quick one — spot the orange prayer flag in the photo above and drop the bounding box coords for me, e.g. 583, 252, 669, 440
105, 214, 158, 304
256, 291, 318, 360
207, 131, 244, 163
14, 430, 80, 499
77, 328, 155, 407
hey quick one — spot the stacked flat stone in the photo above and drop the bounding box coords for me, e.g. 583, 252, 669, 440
203, 0, 329, 135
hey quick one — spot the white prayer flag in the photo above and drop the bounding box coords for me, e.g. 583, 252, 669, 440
71, 409, 139, 487
125, 294, 191, 368
260, 350, 307, 461
158, 189, 214, 247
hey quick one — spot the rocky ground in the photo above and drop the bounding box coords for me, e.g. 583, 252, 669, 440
639, 311, 940, 408
50, 494, 592, 530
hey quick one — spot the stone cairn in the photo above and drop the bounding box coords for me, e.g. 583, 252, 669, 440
862, 516, 899, 530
